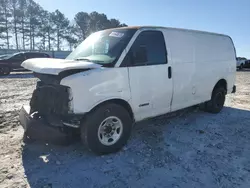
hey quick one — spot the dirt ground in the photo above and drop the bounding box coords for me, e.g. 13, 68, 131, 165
0, 70, 250, 188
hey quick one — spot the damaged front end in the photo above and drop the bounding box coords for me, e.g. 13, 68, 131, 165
30, 78, 73, 116
18, 57, 103, 144
19, 71, 84, 144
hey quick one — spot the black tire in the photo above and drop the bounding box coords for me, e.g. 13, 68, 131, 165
204, 87, 226, 113
81, 103, 133, 155
240, 64, 243, 70
22, 132, 35, 144
0, 68, 4, 76
2, 67, 11, 76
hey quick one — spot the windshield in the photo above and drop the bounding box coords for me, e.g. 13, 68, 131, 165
0, 53, 14, 60
66, 29, 137, 66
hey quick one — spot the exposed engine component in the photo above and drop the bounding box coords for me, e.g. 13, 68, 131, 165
30, 83, 72, 115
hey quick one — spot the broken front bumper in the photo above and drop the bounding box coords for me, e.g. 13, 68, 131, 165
19, 105, 72, 144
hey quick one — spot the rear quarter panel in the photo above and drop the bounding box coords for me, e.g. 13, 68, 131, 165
164, 28, 236, 111
194, 33, 236, 97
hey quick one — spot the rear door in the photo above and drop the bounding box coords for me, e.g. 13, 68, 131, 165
10, 53, 26, 69
32, 53, 50, 58
42, 53, 50, 58
26, 52, 39, 59
121, 30, 173, 121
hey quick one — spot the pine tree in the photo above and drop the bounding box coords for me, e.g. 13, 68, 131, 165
51, 10, 69, 51
0, 0, 12, 49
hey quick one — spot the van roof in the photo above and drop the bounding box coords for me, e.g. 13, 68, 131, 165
106, 26, 230, 38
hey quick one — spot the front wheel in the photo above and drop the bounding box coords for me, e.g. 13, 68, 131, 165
81, 103, 133, 155
204, 87, 226, 113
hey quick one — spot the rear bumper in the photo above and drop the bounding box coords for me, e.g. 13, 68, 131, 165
19, 105, 71, 144
232, 85, 236, 93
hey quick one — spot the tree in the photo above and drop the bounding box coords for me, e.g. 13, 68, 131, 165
0, 3, 6, 48
108, 18, 121, 28
0, 0, 128, 51
0, 0, 12, 49
36, 10, 54, 50
37, 11, 56, 51
74, 12, 90, 40
17, 0, 28, 49
64, 36, 77, 51
10, 0, 19, 49
107, 18, 127, 29
26, 0, 41, 50
75, 11, 128, 41
64, 24, 78, 50
51, 10, 69, 51
0, 26, 5, 48
46, 13, 56, 51
88, 11, 110, 33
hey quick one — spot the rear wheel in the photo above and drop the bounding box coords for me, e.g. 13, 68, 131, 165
0, 68, 4, 76
81, 103, 133, 155
204, 87, 226, 113
1, 67, 11, 76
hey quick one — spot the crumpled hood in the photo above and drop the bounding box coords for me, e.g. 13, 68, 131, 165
21, 58, 102, 75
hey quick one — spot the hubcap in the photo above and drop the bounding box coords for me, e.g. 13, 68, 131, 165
97, 116, 123, 146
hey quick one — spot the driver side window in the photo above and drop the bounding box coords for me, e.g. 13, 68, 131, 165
122, 30, 168, 67
12, 54, 25, 61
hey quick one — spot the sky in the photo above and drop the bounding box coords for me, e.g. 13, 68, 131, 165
36, 0, 250, 58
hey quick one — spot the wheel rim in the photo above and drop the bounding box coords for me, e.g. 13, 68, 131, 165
97, 116, 123, 146
215, 92, 224, 108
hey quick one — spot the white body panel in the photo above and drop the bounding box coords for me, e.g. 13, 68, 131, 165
60, 68, 132, 114
163, 29, 196, 111
162, 29, 236, 111
128, 64, 172, 121
22, 27, 237, 122
193, 32, 236, 103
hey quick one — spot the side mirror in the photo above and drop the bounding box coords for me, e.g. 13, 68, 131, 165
133, 46, 147, 64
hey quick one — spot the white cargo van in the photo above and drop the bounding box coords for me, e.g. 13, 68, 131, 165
19, 26, 237, 154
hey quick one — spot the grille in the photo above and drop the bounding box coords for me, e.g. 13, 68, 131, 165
30, 83, 71, 115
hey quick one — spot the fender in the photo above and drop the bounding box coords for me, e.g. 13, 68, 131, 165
86, 97, 133, 113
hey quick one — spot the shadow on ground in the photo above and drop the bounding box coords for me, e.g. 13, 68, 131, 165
0, 72, 34, 79
22, 107, 250, 188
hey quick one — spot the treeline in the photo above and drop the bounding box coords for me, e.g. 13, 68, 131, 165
0, 0, 127, 51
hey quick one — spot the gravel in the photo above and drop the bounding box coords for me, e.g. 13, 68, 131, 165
0, 70, 250, 188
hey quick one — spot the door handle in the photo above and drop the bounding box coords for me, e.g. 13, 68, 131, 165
168, 66, 172, 79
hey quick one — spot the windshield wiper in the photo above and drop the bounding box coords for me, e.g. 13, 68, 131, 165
74, 57, 91, 61
74, 57, 106, 65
